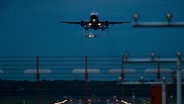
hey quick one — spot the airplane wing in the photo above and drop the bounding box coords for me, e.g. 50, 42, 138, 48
59, 21, 81, 24
108, 22, 130, 24
59, 21, 90, 27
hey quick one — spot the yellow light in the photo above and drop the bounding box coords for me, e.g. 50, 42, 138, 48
115, 99, 118, 102
92, 19, 96, 22
98, 23, 101, 26
88, 23, 92, 26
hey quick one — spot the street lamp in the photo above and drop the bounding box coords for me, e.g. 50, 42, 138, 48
165, 12, 173, 23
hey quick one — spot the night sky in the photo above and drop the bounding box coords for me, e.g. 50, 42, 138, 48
0, 0, 184, 56
0, 0, 184, 81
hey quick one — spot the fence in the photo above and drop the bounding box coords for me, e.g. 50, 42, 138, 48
0, 54, 183, 104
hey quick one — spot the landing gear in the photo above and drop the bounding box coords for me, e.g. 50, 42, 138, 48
85, 33, 96, 38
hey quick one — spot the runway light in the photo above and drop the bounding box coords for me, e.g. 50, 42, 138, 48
88, 99, 91, 104
115, 99, 118, 102
70, 99, 72, 102
78, 99, 82, 104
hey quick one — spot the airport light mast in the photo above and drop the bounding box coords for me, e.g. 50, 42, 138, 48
132, 12, 184, 28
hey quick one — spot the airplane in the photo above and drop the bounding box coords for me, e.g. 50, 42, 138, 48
59, 11, 130, 31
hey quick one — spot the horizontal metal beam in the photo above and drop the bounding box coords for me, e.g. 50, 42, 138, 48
117, 81, 180, 85
145, 68, 172, 73
123, 58, 180, 63
133, 22, 184, 28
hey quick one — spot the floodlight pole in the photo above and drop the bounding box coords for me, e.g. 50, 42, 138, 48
121, 56, 125, 99
116, 52, 183, 104
132, 13, 184, 28
121, 56, 125, 81
36, 56, 40, 104
176, 53, 182, 104
162, 79, 166, 104
157, 56, 161, 81
85, 56, 88, 104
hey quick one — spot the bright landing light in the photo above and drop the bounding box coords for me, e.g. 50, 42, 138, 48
98, 23, 101, 26
88, 23, 92, 26
54, 99, 67, 104
92, 19, 96, 22
121, 99, 131, 104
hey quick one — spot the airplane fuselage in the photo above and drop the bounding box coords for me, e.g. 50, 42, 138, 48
60, 11, 129, 31
88, 14, 102, 30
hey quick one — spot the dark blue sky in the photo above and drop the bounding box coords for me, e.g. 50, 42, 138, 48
0, 0, 184, 56
1, 0, 184, 81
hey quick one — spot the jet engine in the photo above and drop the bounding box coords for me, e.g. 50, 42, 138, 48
105, 21, 109, 27
80, 21, 85, 27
